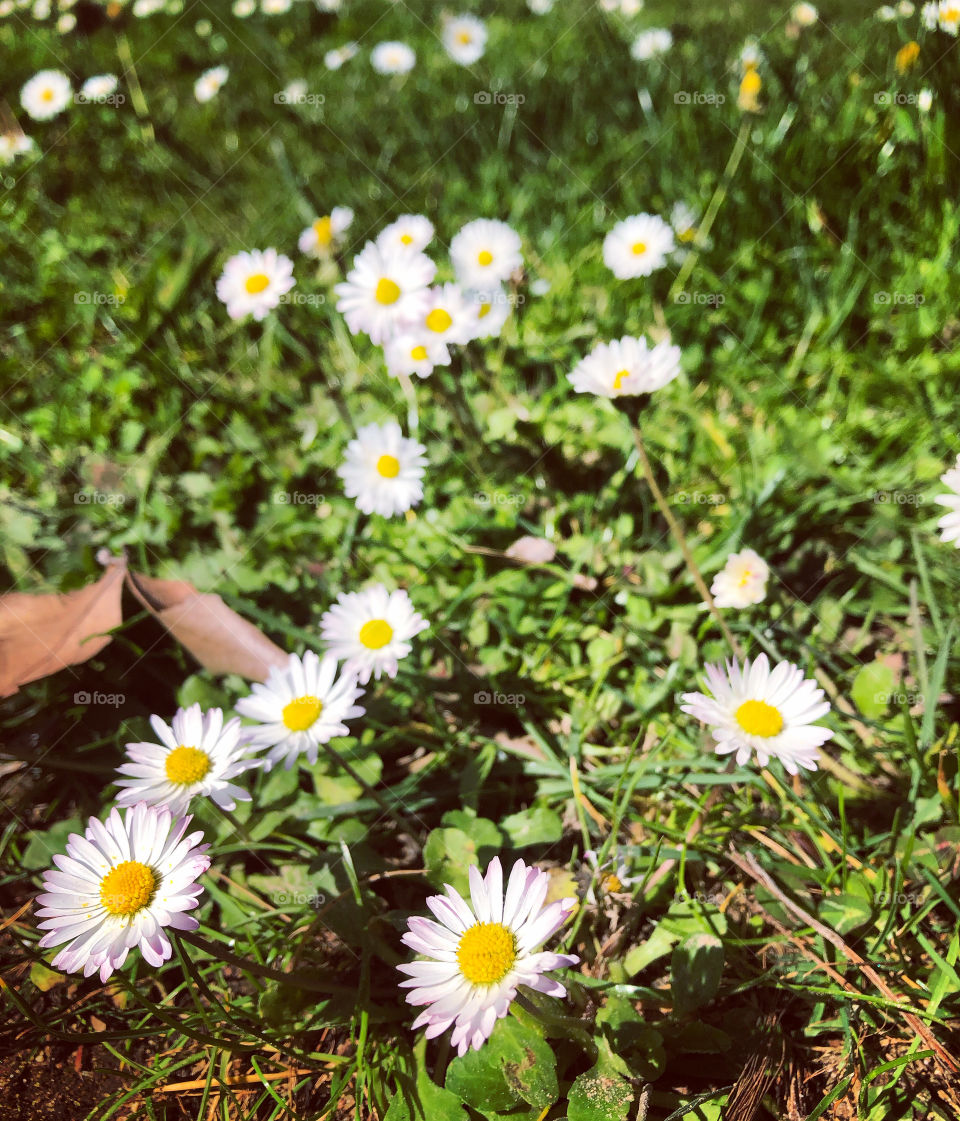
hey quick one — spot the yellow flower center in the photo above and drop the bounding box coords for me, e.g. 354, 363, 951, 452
602, 873, 623, 893
376, 453, 401, 478
410, 344, 428, 361
741, 70, 762, 96
359, 618, 394, 649
165, 745, 212, 786
631, 241, 647, 255
400, 233, 414, 245
42, 88, 55, 102
282, 695, 323, 731
312, 216, 333, 246
478, 302, 492, 318
99, 861, 158, 917
457, 30, 472, 44
456, 922, 518, 985
426, 308, 453, 333
679, 227, 696, 243
737, 569, 754, 588
245, 272, 271, 294
375, 277, 401, 305
477, 249, 494, 266
735, 699, 783, 738
612, 368, 630, 391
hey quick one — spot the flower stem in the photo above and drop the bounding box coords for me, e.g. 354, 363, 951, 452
630, 423, 743, 660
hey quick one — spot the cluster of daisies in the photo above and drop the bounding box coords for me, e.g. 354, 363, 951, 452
17, 69, 122, 124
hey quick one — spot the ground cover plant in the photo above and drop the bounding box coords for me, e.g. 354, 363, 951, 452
3, 0, 960, 1118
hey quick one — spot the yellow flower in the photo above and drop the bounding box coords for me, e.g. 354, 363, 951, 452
895, 40, 920, 75
738, 69, 762, 112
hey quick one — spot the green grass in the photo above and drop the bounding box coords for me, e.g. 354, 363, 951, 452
3, 0, 960, 1118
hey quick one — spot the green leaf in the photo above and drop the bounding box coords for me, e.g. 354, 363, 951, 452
819, 892, 873, 936
22, 818, 84, 871
445, 1017, 558, 1112
445, 1040, 518, 1112
499, 806, 563, 848
624, 922, 679, 976
851, 660, 897, 719
424, 827, 484, 895
384, 1071, 468, 1121
567, 1060, 634, 1121
671, 933, 724, 1016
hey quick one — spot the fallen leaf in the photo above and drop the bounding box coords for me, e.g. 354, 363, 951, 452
0, 561, 125, 698
126, 571, 288, 682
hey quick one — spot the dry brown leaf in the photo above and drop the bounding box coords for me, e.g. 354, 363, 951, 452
0, 561, 126, 698
125, 571, 288, 682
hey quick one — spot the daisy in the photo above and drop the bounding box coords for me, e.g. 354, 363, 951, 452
450, 218, 523, 290
233, 0, 256, 15
262, 0, 292, 12
384, 332, 451, 379
935, 454, 960, 547
57, 12, 76, 31
711, 549, 770, 609
320, 585, 427, 684
325, 42, 358, 70
20, 70, 72, 121
583, 849, 638, 902
630, 28, 672, 61
114, 704, 261, 816
377, 214, 435, 255
35, 803, 210, 983
334, 240, 435, 345
234, 650, 365, 770
443, 14, 488, 65
337, 420, 427, 517
791, 2, 818, 24
401, 283, 479, 347
568, 335, 682, 398
920, 1, 939, 27
298, 206, 354, 257
80, 74, 118, 102
398, 857, 579, 1055
602, 213, 675, 279
371, 41, 416, 75
670, 201, 698, 243
939, 0, 960, 32
194, 65, 229, 103
680, 654, 833, 775
467, 288, 512, 339
215, 248, 295, 321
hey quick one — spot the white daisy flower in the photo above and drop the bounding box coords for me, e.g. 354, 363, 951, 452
935, 453, 960, 547
619, 0, 644, 14
56, 12, 76, 31
602, 213, 675, 279
899, 0, 916, 13
371, 41, 416, 75
262, 0, 292, 12
710, 549, 770, 609
630, 28, 672, 61
234, 651, 365, 771
0, 133, 34, 164
337, 420, 427, 517
325, 42, 358, 70
400, 282, 479, 347
680, 653, 833, 775
114, 704, 261, 816
450, 218, 523, 291
20, 70, 72, 121
920, 0, 939, 26
527, 0, 555, 12
194, 65, 229, 103
443, 14, 488, 65
670, 200, 698, 243
583, 849, 638, 902
384, 332, 451, 379
298, 206, 354, 257
568, 335, 682, 398
398, 857, 579, 1055
215, 248, 295, 321
334, 241, 435, 345
233, 0, 256, 16
320, 585, 428, 684
466, 288, 512, 339
739, 38, 764, 70
33, 0, 51, 18
133, 0, 166, 15
79, 74, 118, 102
791, 2, 818, 25
939, 0, 960, 32
917, 87, 933, 112
35, 803, 210, 983
376, 214, 435, 255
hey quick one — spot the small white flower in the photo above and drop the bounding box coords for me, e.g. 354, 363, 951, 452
233, 0, 256, 16
399, 856, 579, 1055
371, 41, 416, 75
235, 651, 365, 770
133, 0, 166, 15
321, 585, 428, 684
262, 0, 292, 13
215, 248, 295, 321
325, 42, 358, 70
334, 240, 435, 345
680, 653, 833, 775
876, 3, 898, 18
630, 28, 672, 61
603, 213, 675, 279
919, 1, 939, 26
194, 65, 229, 103
918, 87, 933, 112
670, 200, 698, 243
384, 332, 451, 379
568, 335, 682, 398
56, 11, 76, 30
466, 288, 512, 339
935, 453, 960, 547
450, 218, 523, 290
527, 0, 554, 12
337, 420, 427, 517
583, 849, 638, 903
899, 0, 915, 13
80, 74, 118, 102
791, 2, 818, 25
21, 70, 72, 121
400, 282, 479, 347
36, 803, 210, 982
377, 214, 435, 254
443, 13, 488, 65
114, 704, 261, 816
619, 0, 644, 15
711, 549, 770, 609
298, 206, 354, 257
939, 0, 960, 32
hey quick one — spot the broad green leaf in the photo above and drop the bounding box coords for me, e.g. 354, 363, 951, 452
499, 806, 563, 848
851, 660, 897, 719
671, 933, 724, 1016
